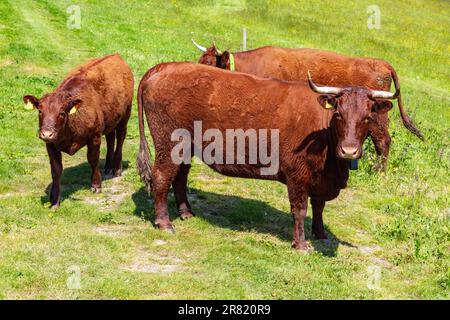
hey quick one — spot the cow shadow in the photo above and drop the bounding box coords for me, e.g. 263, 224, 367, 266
132, 186, 355, 257
40, 160, 130, 205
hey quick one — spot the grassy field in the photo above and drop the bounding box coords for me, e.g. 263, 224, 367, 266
0, 0, 449, 299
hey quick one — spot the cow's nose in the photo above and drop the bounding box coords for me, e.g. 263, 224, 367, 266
39, 130, 55, 141
341, 146, 359, 159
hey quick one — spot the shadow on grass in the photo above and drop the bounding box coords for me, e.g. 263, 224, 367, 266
132, 186, 356, 257
40, 159, 130, 205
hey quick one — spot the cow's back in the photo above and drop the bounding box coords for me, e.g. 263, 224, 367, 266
57, 54, 134, 136
142, 62, 322, 134
141, 62, 335, 186
235, 47, 392, 90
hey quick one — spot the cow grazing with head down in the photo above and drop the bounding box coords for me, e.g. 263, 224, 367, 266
136, 62, 399, 250
192, 40, 423, 171
23, 54, 134, 209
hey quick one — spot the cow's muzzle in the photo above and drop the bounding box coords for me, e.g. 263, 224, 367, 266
39, 129, 57, 142
337, 146, 361, 160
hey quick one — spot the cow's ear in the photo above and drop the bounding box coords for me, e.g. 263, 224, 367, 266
23, 95, 39, 110
372, 100, 393, 114
218, 51, 230, 69
317, 95, 337, 110
66, 98, 82, 115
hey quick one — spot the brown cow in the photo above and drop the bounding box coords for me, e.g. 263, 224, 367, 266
136, 62, 398, 250
23, 54, 134, 209
193, 41, 423, 171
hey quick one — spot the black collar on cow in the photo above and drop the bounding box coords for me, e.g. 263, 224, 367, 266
349, 159, 359, 170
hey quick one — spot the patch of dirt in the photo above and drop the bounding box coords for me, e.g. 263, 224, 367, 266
152, 239, 168, 246
370, 256, 391, 268
356, 244, 392, 268
358, 245, 382, 254
124, 263, 180, 274
356, 229, 368, 237
0, 193, 15, 200
84, 171, 133, 211
0, 59, 13, 68
93, 224, 134, 237
121, 248, 183, 274
0, 190, 32, 200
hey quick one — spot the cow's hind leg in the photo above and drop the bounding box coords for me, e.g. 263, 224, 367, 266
104, 131, 115, 178
152, 161, 179, 232
88, 135, 102, 193
113, 110, 130, 177
172, 164, 195, 220
311, 198, 327, 240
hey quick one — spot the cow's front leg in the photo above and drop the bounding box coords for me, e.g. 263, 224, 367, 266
287, 181, 311, 252
311, 198, 327, 240
368, 113, 391, 172
46, 143, 63, 209
87, 135, 102, 193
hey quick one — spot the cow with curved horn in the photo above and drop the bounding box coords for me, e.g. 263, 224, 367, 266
191, 39, 206, 52
137, 62, 399, 248
192, 40, 423, 171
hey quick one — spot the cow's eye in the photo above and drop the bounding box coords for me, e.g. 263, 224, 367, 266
364, 117, 370, 123
59, 112, 65, 118
335, 112, 342, 120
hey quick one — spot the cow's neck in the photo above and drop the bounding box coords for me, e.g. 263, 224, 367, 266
230, 52, 248, 72
52, 119, 81, 155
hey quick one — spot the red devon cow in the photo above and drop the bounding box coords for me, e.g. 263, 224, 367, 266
23, 54, 134, 208
136, 62, 399, 250
192, 40, 423, 171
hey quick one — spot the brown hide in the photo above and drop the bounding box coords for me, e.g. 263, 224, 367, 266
198, 45, 424, 171
137, 62, 395, 249
24, 54, 134, 208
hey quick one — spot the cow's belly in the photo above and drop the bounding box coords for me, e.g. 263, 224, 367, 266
102, 108, 128, 134
206, 163, 279, 181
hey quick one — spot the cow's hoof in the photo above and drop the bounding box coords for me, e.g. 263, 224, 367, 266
180, 210, 195, 220
114, 169, 122, 177
104, 168, 114, 179
292, 241, 313, 253
91, 186, 102, 193
163, 227, 175, 234
50, 203, 60, 210
156, 221, 175, 234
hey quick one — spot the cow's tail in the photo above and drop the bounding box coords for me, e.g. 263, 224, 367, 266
388, 65, 424, 140
136, 71, 153, 195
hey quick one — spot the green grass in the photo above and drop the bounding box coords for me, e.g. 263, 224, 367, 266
0, 0, 449, 299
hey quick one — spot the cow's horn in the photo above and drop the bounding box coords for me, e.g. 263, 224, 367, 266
213, 41, 223, 55
369, 88, 400, 99
191, 39, 207, 52
307, 71, 343, 95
